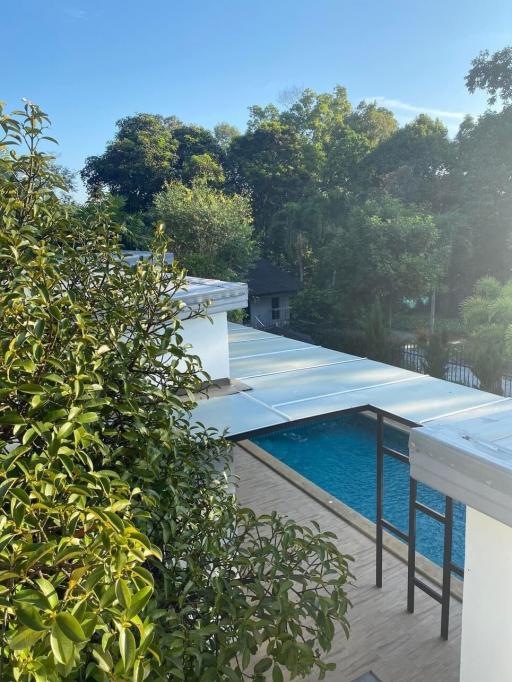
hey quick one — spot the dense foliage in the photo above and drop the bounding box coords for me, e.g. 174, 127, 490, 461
151, 181, 258, 280
81, 46, 512, 393
461, 277, 512, 392
0, 104, 352, 680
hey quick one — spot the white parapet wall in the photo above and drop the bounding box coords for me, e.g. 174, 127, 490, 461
180, 312, 230, 382
176, 277, 247, 383
123, 253, 248, 383
460, 507, 512, 682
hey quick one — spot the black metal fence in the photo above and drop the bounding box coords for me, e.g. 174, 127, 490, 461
394, 342, 512, 397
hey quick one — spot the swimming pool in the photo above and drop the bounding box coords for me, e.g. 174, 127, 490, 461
252, 412, 465, 568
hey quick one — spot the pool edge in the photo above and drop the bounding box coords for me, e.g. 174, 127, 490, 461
237, 438, 463, 603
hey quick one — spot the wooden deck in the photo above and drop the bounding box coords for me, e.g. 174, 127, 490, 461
234, 445, 462, 682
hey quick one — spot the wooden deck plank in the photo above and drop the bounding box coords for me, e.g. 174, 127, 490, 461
234, 445, 462, 682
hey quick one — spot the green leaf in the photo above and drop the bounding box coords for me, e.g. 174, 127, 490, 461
133, 659, 144, 682
11, 487, 31, 505
35, 578, 59, 608
115, 578, 131, 609
57, 421, 75, 439
21, 358, 36, 373
0, 412, 24, 425
34, 319, 45, 338
18, 383, 45, 394
126, 585, 152, 620
119, 627, 136, 671
0, 478, 17, 500
16, 604, 46, 631
50, 623, 74, 665
92, 645, 113, 673
55, 612, 87, 642
12, 589, 49, 609
272, 664, 284, 682
254, 658, 273, 674
8, 627, 44, 651
76, 411, 99, 424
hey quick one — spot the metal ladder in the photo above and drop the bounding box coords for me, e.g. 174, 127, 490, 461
374, 411, 464, 640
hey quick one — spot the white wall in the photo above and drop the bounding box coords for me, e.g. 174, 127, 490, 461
460, 506, 512, 682
179, 312, 230, 381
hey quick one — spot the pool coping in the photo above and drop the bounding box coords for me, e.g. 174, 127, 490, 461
237, 438, 464, 602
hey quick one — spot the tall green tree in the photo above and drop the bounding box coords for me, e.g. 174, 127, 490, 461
227, 120, 320, 250
213, 122, 240, 151
279, 86, 352, 143
172, 124, 224, 184
82, 116, 226, 212
453, 105, 512, 282
322, 195, 440, 318
362, 115, 455, 208
152, 181, 257, 279
466, 46, 512, 105
81, 113, 179, 212
346, 101, 398, 148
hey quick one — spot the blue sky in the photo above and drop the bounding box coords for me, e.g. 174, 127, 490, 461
3, 0, 512, 194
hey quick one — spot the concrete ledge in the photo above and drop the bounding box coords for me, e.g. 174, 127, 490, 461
238, 439, 463, 602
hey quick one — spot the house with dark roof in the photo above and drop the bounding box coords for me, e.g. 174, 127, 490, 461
246, 258, 300, 329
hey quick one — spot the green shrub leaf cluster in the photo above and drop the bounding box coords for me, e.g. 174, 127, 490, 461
0, 102, 351, 681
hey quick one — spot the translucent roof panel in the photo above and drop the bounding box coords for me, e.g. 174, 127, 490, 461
247, 358, 419, 407
426, 397, 512, 434
227, 324, 268, 342
232, 347, 360, 379
192, 392, 287, 437
191, 324, 506, 440
364, 376, 504, 424
229, 336, 314, 359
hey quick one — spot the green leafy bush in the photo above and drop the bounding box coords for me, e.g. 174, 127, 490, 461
0, 103, 351, 680
461, 276, 512, 393
152, 180, 258, 280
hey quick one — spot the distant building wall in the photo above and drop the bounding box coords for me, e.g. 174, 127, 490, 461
249, 294, 291, 329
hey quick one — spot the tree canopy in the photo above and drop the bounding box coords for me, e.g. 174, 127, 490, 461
152, 180, 257, 280
81, 49, 512, 342
82, 115, 225, 212
81, 114, 178, 212
466, 47, 512, 105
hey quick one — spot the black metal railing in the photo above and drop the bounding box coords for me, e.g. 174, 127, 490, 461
394, 342, 512, 397
374, 410, 464, 640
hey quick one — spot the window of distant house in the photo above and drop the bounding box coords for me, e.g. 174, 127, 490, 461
271, 296, 280, 320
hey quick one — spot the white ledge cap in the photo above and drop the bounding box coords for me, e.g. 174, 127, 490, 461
175, 277, 248, 315
410, 401, 512, 527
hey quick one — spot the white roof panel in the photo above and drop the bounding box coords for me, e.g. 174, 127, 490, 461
229, 336, 314, 358
192, 324, 512, 526
247, 358, 419, 407
232, 346, 359, 379
193, 392, 287, 437
227, 324, 268, 342
192, 325, 504, 436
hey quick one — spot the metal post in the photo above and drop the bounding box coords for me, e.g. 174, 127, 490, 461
376, 413, 384, 588
407, 477, 417, 613
441, 496, 454, 640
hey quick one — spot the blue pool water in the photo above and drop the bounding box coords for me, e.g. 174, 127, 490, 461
252, 413, 465, 569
